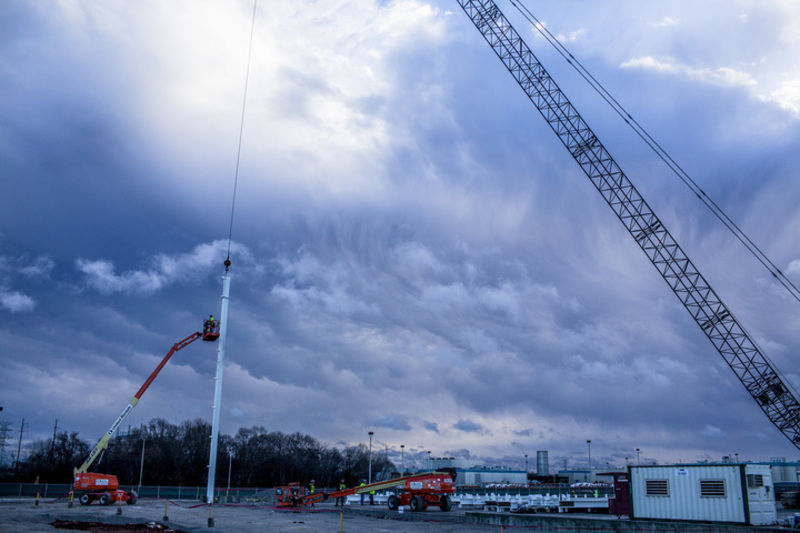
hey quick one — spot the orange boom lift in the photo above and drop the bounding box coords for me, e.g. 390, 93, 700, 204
276, 471, 457, 512
72, 324, 219, 505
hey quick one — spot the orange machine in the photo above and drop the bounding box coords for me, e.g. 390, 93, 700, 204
73, 472, 133, 506
280, 471, 456, 512
73, 328, 216, 505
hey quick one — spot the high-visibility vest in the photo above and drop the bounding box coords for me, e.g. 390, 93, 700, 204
339, 483, 346, 490
310, 484, 315, 493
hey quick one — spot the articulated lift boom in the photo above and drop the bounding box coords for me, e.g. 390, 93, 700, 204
73, 328, 217, 505
277, 471, 456, 512
456, 0, 800, 449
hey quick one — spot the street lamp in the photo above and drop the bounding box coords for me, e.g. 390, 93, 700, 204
368, 431, 374, 484
524, 454, 528, 473
635, 448, 641, 465
400, 444, 405, 473
427, 450, 432, 471
586, 440, 592, 471
137, 437, 146, 495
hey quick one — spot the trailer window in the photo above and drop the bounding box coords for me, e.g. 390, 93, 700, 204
700, 479, 726, 497
746, 474, 764, 488
645, 479, 669, 496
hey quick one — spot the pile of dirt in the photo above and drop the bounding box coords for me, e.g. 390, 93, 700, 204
50, 519, 188, 532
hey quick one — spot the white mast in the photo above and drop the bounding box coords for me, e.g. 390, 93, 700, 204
206, 267, 231, 505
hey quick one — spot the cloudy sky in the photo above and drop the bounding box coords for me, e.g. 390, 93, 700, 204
2, 0, 800, 472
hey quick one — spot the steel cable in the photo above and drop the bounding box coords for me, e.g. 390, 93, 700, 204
507, 0, 800, 304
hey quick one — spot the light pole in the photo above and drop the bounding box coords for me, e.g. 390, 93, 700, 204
427, 450, 432, 471
586, 440, 592, 471
524, 454, 528, 473
226, 450, 233, 500
400, 444, 405, 473
368, 431, 374, 484
635, 448, 641, 465
137, 437, 146, 495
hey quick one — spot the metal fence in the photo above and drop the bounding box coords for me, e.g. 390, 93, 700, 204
0, 482, 612, 502
0, 483, 268, 502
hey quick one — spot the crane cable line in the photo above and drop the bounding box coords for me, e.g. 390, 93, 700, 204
225, 0, 258, 269
506, 0, 800, 304
503, 0, 800, 405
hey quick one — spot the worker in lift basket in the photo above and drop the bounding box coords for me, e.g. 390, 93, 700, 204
204, 314, 215, 333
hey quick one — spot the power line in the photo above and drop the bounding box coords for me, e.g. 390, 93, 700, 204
506, 0, 800, 304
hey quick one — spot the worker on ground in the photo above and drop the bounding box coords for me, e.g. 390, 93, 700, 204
369, 485, 375, 505
309, 479, 315, 508
359, 479, 366, 505
336, 479, 346, 507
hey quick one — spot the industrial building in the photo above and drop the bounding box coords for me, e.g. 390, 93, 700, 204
428, 457, 527, 486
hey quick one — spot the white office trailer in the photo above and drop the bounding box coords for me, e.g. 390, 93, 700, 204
630, 464, 776, 525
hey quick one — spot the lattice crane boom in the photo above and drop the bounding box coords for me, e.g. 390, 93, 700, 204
456, 0, 800, 449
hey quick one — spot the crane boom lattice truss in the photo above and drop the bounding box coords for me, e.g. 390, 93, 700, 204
456, 0, 800, 449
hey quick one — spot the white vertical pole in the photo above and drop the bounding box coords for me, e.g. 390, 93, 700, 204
206, 273, 231, 504
138, 438, 145, 494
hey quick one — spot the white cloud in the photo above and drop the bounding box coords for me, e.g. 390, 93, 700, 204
19, 256, 55, 278
555, 28, 586, 43
620, 56, 756, 88
760, 78, 800, 116
701, 424, 725, 438
0, 291, 35, 312
788, 259, 800, 276
47, 0, 450, 202
76, 240, 253, 294
651, 16, 678, 28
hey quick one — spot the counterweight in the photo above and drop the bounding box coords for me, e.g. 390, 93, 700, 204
456, 0, 800, 448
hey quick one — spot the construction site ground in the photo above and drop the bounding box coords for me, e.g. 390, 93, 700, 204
1, 498, 796, 532
0, 498, 494, 533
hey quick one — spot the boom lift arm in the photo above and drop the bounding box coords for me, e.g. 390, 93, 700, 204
456, 0, 800, 448
74, 331, 203, 475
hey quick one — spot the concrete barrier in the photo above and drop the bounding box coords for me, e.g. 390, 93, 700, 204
465, 511, 788, 532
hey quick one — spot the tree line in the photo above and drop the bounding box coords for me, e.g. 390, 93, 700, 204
2, 418, 395, 488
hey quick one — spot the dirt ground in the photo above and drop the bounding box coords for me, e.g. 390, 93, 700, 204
0, 498, 505, 533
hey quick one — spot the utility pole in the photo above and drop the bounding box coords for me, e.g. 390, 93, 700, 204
51, 419, 58, 454
0, 421, 11, 467
14, 418, 24, 474
400, 444, 404, 473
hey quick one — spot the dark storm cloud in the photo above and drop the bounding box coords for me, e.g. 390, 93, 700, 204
2, 0, 800, 467
453, 419, 484, 433
370, 415, 412, 431
423, 421, 440, 433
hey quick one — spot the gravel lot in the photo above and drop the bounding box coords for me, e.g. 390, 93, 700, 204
0, 498, 503, 533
